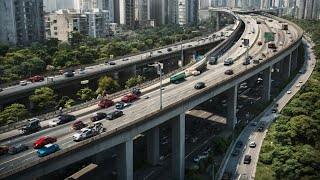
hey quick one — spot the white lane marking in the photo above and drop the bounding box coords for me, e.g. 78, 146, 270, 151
61, 140, 74, 146
0, 150, 36, 166
0, 167, 6, 171
143, 171, 155, 180
185, 140, 208, 159
22, 156, 34, 162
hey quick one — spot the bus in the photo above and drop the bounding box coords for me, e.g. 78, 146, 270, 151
170, 72, 186, 83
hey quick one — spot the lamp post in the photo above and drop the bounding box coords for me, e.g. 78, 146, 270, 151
148, 62, 163, 110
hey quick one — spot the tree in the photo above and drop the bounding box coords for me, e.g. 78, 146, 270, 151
136, 75, 144, 84
0, 104, 30, 125
125, 77, 137, 89
77, 88, 95, 101
30, 87, 57, 109
65, 99, 75, 108
96, 76, 120, 95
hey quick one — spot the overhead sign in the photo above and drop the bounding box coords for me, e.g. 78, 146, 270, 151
243, 39, 249, 46
264, 32, 274, 42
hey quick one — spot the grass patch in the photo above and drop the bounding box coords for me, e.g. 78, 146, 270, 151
255, 162, 276, 180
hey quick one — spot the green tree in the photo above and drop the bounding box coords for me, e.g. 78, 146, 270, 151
30, 87, 57, 109
136, 75, 144, 84
65, 99, 75, 108
77, 88, 95, 101
96, 76, 120, 95
0, 104, 30, 125
125, 77, 137, 89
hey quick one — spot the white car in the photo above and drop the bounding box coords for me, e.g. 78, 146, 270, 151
249, 142, 256, 148
287, 90, 292, 94
20, 81, 27, 86
192, 71, 201, 76
296, 84, 301, 87
73, 128, 98, 142
299, 80, 303, 83
193, 153, 209, 163
48, 119, 60, 127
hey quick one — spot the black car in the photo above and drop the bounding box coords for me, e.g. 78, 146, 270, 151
64, 71, 74, 77
8, 144, 29, 155
109, 61, 116, 65
231, 149, 240, 156
243, 60, 250, 65
59, 114, 76, 124
244, 155, 252, 164
235, 141, 243, 148
253, 60, 260, 64
0, 88, 3, 92
194, 82, 205, 89
90, 112, 107, 122
131, 88, 141, 95
106, 111, 123, 120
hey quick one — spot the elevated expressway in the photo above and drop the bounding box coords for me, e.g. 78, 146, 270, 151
0, 26, 229, 108
0, 13, 303, 180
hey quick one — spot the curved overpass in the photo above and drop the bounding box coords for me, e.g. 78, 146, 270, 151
0, 12, 303, 180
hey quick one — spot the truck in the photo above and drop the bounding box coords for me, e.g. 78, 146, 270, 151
20, 118, 41, 134
170, 72, 185, 83
282, 24, 288, 30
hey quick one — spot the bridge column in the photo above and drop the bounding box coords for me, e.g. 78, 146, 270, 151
147, 126, 159, 166
0, 104, 3, 111
247, 75, 257, 88
113, 72, 119, 80
216, 12, 221, 31
281, 54, 291, 79
117, 139, 133, 180
227, 86, 237, 131
261, 66, 272, 102
131, 64, 137, 78
171, 113, 185, 180
291, 48, 298, 71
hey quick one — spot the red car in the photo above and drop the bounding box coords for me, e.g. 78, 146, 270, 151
121, 94, 139, 103
224, 69, 234, 75
29, 75, 45, 82
33, 136, 57, 149
98, 99, 114, 108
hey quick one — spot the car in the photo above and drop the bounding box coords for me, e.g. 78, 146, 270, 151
121, 94, 139, 103
271, 107, 278, 113
231, 149, 240, 156
49, 114, 76, 127
299, 80, 303, 83
224, 58, 234, 66
98, 99, 114, 108
0, 88, 3, 92
243, 60, 250, 65
273, 49, 277, 52
194, 82, 205, 89
192, 71, 201, 76
187, 44, 192, 47
258, 41, 262, 46
0, 145, 9, 155
221, 172, 232, 180
64, 71, 74, 77
244, 155, 252, 164
37, 144, 60, 157
287, 90, 292, 94
167, 48, 172, 52
209, 57, 218, 65
106, 110, 123, 120
249, 142, 256, 148
235, 141, 243, 148
8, 144, 29, 155
157, 50, 162, 53
258, 123, 264, 132
240, 45, 242, 47
29, 75, 45, 82
131, 88, 141, 95
224, 69, 234, 75
78, 68, 85, 74
193, 153, 209, 163
122, 58, 129, 61
72, 121, 86, 130
109, 61, 116, 65
73, 128, 99, 141
250, 121, 257, 126
20, 80, 28, 86
253, 59, 260, 64
90, 112, 107, 122
115, 102, 132, 110
33, 136, 57, 149
296, 84, 301, 87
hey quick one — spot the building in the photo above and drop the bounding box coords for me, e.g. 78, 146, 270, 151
188, 0, 199, 24
115, 0, 135, 27
297, 0, 319, 20
149, 0, 168, 25
199, 0, 209, 9
135, 0, 149, 26
45, 9, 111, 41
0, 0, 45, 46
43, 0, 77, 12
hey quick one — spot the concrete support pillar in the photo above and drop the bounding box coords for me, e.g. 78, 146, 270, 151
247, 75, 257, 88
178, 60, 183, 68
147, 126, 159, 166
281, 55, 291, 79
227, 86, 237, 130
216, 12, 220, 31
0, 104, 3, 111
291, 48, 298, 71
131, 64, 137, 78
171, 113, 185, 180
261, 66, 272, 102
113, 72, 119, 80
117, 139, 133, 180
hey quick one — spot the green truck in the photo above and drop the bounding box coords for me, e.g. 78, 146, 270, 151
170, 73, 186, 83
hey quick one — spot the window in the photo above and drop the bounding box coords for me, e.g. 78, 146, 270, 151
54, 27, 57, 30
53, 20, 57, 23
54, 32, 58, 35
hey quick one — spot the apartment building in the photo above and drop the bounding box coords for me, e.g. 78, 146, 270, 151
0, 0, 45, 45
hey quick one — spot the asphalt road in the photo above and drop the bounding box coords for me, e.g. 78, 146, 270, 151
0, 14, 299, 176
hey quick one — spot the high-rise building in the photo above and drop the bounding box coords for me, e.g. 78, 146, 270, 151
297, 0, 319, 20
199, 0, 209, 9
115, 0, 135, 27
0, 0, 45, 45
149, 0, 168, 25
189, 0, 199, 24
135, 0, 149, 26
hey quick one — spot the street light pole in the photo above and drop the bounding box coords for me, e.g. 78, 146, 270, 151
159, 63, 163, 110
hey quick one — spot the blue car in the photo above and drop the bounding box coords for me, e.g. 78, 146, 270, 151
37, 144, 60, 157
115, 102, 132, 110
